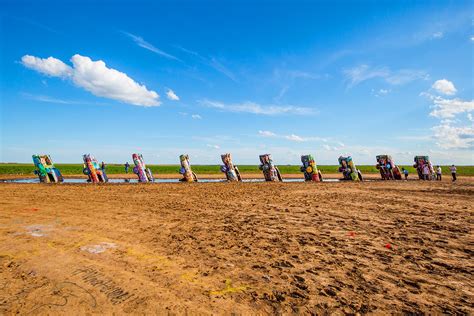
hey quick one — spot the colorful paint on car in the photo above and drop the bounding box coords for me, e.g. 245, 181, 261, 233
179, 154, 198, 182
413, 156, 435, 180
32, 154, 63, 183
82, 154, 108, 183
300, 154, 322, 181
376, 155, 402, 180
338, 156, 362, 181
258, 154, 282, 182
132, 153, 154, 182
220, 153, 242, 181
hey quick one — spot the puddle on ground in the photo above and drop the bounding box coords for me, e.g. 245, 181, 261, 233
1, 178, 345, 183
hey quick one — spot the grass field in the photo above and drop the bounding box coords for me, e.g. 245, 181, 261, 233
1, 163, 473, 176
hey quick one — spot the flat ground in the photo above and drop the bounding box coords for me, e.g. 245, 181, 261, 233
0, 178, 473, 314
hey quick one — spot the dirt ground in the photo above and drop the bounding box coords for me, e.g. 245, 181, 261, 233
0, 178, 473, 314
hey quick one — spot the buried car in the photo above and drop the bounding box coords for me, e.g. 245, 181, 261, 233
132, 153, 154, 182
413, 156, 435, 180
300, 154, 323, 182
220, 153, 242, 181
179, 154, 198, 182
338, 156, 363, 181
259, 154, 282, 182
32, 154, 64, 183
376, 155, 402, 180
82, 154, 108, 183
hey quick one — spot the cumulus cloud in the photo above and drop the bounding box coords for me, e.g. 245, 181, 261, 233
22, 54, 160, 107
344, 64, 428, 87
200, 99, 317, 116
166, 89, 180, 101
432, 79, 457, 95
429, 96, 474, 119
432, 124, 474, 149
421, 90, 474, 149
21, 55, 72, 78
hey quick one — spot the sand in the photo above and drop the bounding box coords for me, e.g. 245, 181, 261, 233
0, 179, 473, 314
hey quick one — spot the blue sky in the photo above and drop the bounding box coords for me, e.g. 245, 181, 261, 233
1, 0, 473, 165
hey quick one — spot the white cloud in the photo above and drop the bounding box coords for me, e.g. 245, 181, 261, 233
166, 89, 180, 101
432, 124, 474, 149
428, 96, 474, 119
123, 32, 180, 61
344, 64, 428, 87
421, 90, 474, 149
468, 113, 473, 122
372, 88, 391, 97
470, 36, 474, 41
21, 55, 72, 78
285, 134, 305, 142
258, 130, 276, 137
259, 131, 331, 144
432, 31, 444, 39
432, 79, 457, 95
343, 64, 389, 86
200, 99, 317, 116
206, 144, 220, 149
70, 55, 159, 106
22, 54, 160, 107
191, 114, 202, 119
385, 69, 429, 85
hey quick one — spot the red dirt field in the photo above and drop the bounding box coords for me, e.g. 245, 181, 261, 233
0, 179, 473, 314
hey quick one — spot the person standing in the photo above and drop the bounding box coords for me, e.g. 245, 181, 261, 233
101, 161, 106, 171
402, 167, 409, 180
422, 164, 430, 180
125, 162, 130, 174
436, 166, 442, 181
450, 164, 457, 182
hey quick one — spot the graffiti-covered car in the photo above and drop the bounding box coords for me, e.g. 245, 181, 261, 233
82, 154, 108, 183
132, 153, 154, 182
376, 155, 402, 180
259, 154, 282, 182
179, 154, 198, 182
338, 156, 362, 181
32, 154, 64, 183
300, 154, 322, 181
413, 156, 435, 180
220, 153, 242, 181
